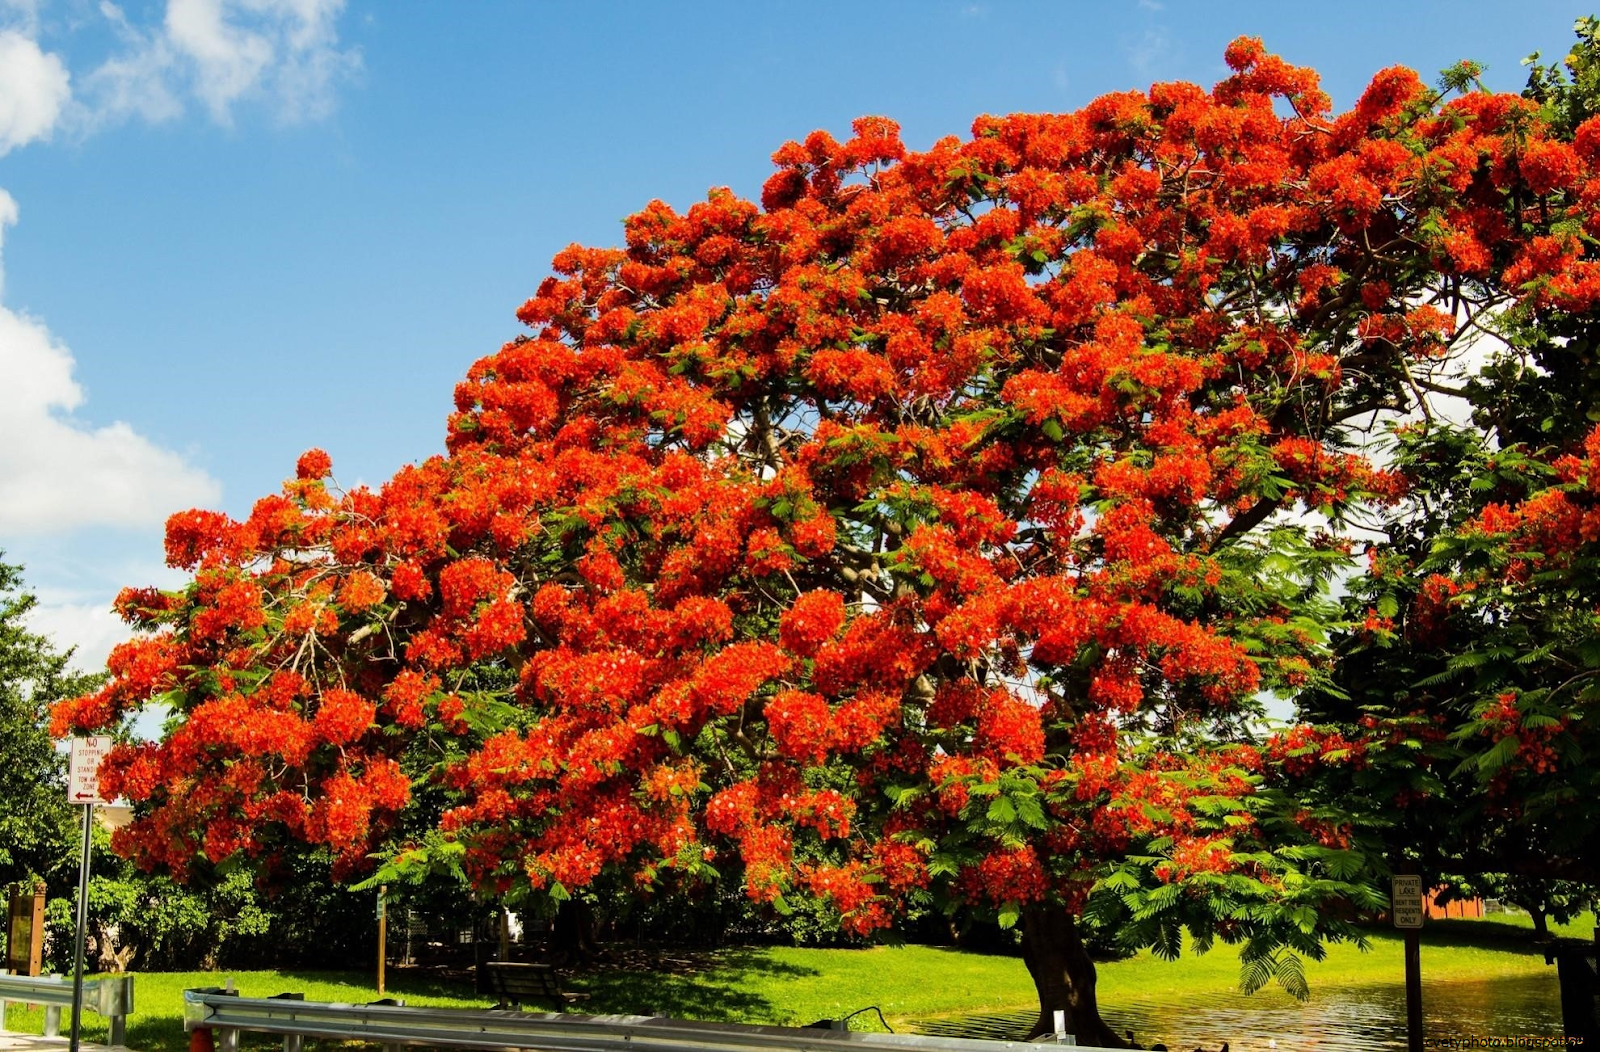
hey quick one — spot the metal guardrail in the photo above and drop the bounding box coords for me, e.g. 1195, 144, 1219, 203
183, 989, 1118, 1052
0, 972, 135, 1046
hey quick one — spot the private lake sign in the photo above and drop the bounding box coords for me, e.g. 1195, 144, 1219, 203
1392, 874, 1425, 929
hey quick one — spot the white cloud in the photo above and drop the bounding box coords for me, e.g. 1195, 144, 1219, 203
264, 0, 359, 123
165, 0, 275, 121
84, 4, 184, 124
0, 0, 40, 35
0, 188, 15, 294
1125, 24, 1173, 77
26, 593, 132, 673
0, 195, 222, 535
23, 547, 188, 670
85, 0, 360, 127
2, 1, 358, 144
0, 28, 70, 154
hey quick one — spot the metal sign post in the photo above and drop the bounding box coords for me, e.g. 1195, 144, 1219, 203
67, 736, 110, 1052
1392, 871, 1425, 1052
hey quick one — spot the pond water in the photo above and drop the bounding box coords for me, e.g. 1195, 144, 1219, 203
914, 973, 1564, 1051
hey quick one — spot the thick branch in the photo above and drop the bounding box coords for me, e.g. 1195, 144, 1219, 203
1209, 495, 1283, 551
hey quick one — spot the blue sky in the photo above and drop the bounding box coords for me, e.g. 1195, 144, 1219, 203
0, 0, 1589, 670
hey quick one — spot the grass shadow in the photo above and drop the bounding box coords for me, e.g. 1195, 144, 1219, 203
124, 1015, 190, 1052
268, 968, 479, 1001
266, 953, 811, 1025
575, 949, 817, 1022
1409, 919, 1559, 955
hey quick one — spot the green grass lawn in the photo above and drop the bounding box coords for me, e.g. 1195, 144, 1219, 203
0, 911, 1585, 1051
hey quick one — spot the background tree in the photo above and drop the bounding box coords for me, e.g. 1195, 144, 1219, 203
1435, 874, 1598, 938
40, 827, 390, 974
1300, 19, 1600, 911
0, 554, 98, 891
53, 34, 1600, 1045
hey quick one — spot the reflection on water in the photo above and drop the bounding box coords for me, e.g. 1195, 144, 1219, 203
914, 974, 1562, 1051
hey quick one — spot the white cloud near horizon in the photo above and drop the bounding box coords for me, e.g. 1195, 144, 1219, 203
0, 195, 223, 536
27, 592, 135, 672
0, 191, 217, 682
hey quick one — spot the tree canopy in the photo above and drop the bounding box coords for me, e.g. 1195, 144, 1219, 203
52, 31, 1600, 1045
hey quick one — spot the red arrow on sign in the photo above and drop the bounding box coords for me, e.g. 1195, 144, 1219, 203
73, 792, 98, 801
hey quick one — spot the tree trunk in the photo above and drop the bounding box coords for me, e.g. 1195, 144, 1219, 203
550, 899, 599, 965
1530, 905, 1550, 939
1019, 904, 1127, 1048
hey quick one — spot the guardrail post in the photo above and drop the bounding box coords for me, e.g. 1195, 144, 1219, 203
97, 974, 133, 1047
107, 985, 129, 1049
214, 981, 239, 1052
187, 984, 238, 1052
42, 974, 65, 1039
368, 994, 404, 1052
270, 991, 304, 1052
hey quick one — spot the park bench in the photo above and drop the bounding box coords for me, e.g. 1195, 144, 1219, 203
0, 972, 135, 1046
476, 960, 591, 1009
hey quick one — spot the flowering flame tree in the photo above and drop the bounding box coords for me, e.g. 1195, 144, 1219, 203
54, 36, 1600, 1044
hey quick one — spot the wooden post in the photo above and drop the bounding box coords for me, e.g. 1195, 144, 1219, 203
1404, 927, 1423, 1051
28, 883, 45, 977
5, 882, 47, 977
376, 886, 387, 996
